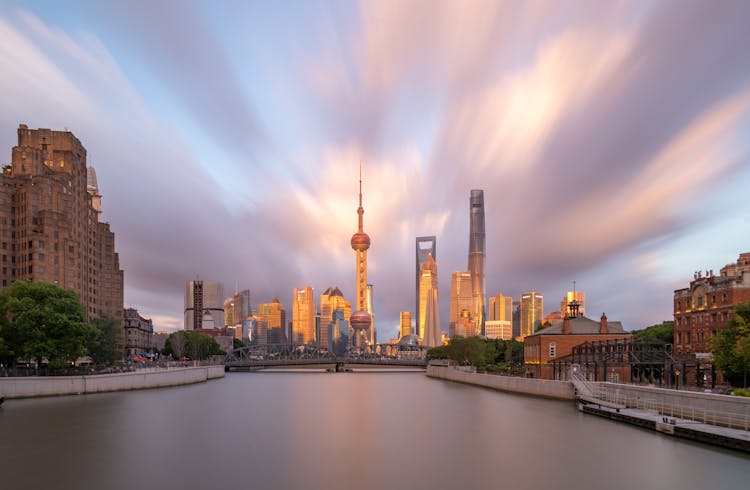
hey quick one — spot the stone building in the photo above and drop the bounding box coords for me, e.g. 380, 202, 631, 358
123, 308, 153, 357
0, 124, 123, 323
673, 252, 750, 358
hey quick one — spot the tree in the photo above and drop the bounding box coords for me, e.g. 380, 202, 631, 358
164, 331, 186, 358
88, 316, 123, 365
233, 338, 244, 350
0, 280, 91, 369
711, 302, 750, 388
632, 321, 674, 344
164, 331, 223, 360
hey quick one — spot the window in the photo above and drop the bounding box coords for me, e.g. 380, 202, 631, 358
549, 342, 556, 358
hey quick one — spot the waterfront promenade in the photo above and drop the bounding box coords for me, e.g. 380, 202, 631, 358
0, 365, 224, 399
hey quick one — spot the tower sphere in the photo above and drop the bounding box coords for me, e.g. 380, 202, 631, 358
350, 309, 372, 330
351, 231, 371, 251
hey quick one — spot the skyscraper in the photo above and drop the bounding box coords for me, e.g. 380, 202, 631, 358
319, 287, 351, 348
257, 297, 286, 344
399, 311, 412, 339
468, 190, 486, 336
487, 293, 513, 340
0, 125, 123, 324
418, 253, 438, 341
519, 292, 543, 339
292, 286, 315, 344
415, 236, 436, 332
450, 270, 474, 337
185, 280, 225, 330
424, 286, 441, 348
350, 165, 372, 349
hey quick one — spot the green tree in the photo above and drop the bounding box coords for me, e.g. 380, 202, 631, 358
632, 321, 674, 344
711, 302, 750, 388
164, 331, 223, 360
233, 338, 244, 350
88, 316, 123, 366
0, 280, 91, 369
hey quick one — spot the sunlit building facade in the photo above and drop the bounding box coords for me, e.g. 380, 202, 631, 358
319, 287, 351, 348
560, 291, 585, 318
292, 286, 315, 344
424, 287, 441, 348
450, 270, 473, 337
0, 125, 124, 326
519, 291, 543, 340
415, 236, 436, 336
185, 280, 225, 330
485, 320, 512, 340
468, 190, 486, 336
399, 311, 412, 339
257, 297, 286, 344
418, 253, 438, 341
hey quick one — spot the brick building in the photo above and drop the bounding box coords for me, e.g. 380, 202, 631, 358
0, 124, 123, 323
524, 313, 631, 380
123, 308, 153, 357
673, 252, 750, 358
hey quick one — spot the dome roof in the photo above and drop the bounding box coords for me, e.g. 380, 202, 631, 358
350, 310, 372, 329
351, 231, 371, 251
399, 334, 420, 346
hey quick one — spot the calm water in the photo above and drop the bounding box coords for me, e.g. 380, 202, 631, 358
1, 371, 748, 490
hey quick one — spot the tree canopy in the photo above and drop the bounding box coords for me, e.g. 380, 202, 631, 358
88, 316, 123, 366
426, 336, 524, 373
163, 331, 224, 360
0, 280, 92, 369
711, 302, 750, 388
631, 320, 674, 344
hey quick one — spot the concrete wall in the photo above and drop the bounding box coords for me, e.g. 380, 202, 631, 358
0, 365, 225, 399
427, 365, 574, 400
596, 382, 750, 420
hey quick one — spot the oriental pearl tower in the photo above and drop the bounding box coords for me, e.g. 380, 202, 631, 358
350, 164, 372, 351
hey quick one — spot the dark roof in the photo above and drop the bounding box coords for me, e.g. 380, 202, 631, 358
529, 315, 627, 336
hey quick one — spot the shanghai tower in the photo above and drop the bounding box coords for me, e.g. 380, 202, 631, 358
468, 190, 486, 336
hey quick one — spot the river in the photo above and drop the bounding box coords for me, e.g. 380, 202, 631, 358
0, 371, 747, 490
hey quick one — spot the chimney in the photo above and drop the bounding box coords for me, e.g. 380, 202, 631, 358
599, 313, 608, 334
562, 314, 571, 334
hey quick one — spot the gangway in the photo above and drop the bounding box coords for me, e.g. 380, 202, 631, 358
570, 364, 626, 410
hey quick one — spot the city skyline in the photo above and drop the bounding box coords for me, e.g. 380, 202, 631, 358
1, 2, 750, 340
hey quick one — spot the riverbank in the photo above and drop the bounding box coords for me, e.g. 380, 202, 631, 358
426, 364, 575, 399
0, 365, 225, 399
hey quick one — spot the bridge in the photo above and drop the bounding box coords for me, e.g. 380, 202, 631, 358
224, 343, 428, 371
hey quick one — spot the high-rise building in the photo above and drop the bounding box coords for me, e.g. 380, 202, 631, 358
0, 125, 124, 324
450, 270, 473, 337
329, 309, 350, 356
399, 311, 412, 339
418, 253, 438, 341
350, 165, 372, 349
184, 280, 225, 330
468, 190, 486, 336
319, 287, 351, 348
424, 285, 441, 347
224, 289, 252, 344
561, 291, 585, 317
519, 292, 543, 340
489, 293, 513, 322
487, 293, 512, 340
257, 297, 286, 344
512, 301, 521, 339
415, 236, 436, 333
366, 283, 376, 344
292, 286, 315, 344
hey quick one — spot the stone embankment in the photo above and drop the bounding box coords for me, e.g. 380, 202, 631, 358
0, 365, 225, 399
426, 364, 575, 400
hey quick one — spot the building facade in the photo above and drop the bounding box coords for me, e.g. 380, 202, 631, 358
123, 308, 153, 357
292, 286, 315, 344
561, 291, 585, 318
519, 292, 543, 340
0, 125, 123, 324
524, 314, 631, 380
184, 280, 224, 330
468, 190, 486, 335
418, 253, 438, 341
485, 320, 512, 340
399, 311, 412, 339
257, 297, 287, 344
415, 236, 437, 336
449, 270, 473, 337
673, 252, 750, 358
319, 287, 351, 348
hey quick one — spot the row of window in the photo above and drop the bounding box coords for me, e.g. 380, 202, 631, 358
676, 292, 729, 310
676, 311, 730, 326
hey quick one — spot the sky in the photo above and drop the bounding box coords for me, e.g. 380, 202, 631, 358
1, 0, 749, 339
